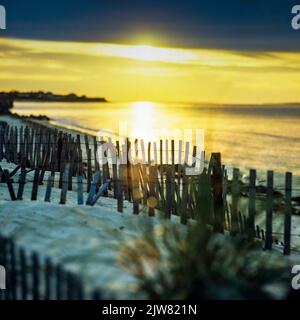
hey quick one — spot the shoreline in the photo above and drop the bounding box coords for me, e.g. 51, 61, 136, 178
14, 99, 108, 103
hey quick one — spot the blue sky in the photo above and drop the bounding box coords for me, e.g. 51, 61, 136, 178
2, 0, 300, 51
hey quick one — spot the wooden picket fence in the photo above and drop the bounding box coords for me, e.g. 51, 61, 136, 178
0, 234, 102, 300
0, 120, 298, 257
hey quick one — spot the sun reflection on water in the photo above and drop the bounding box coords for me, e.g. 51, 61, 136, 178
130, 101, 157, 142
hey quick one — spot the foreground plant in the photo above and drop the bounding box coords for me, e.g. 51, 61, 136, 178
118, 221, 289, 300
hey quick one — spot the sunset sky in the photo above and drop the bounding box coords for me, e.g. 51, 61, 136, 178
1, 0, 300, 103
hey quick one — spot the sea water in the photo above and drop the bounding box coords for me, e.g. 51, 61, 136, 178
13, 101, 300, 193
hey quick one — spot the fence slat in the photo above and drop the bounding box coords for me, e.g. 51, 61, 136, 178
90, 180, 110, 206
247, 169, 256, 239
3, 169, 16, 201
77, 175, 84, 205
211, 153, 224, 233
20, 248, 28, 300
159, 139, 164, 208
165, 166, 172, 219
9, 240, 17, 300
56, 266, 63, 300
117, 165, 124, 213
86, 171, 100, 205
112, 142, 118, 199
17, 167, 27, 200
230, 168, 240, 236
44, 174, 54, 202
265, 170, 274, 250
181, 167, 188, 224
132, 164, 140, 215
148, 166, 157, 216
45, 258, 52, 300
31, 168, 40, 201
284, 172, 292, 255
60, 163, 70, 205
32, 253, 40, 300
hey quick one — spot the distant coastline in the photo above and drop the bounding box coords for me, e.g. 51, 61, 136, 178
0, 91, 108, 103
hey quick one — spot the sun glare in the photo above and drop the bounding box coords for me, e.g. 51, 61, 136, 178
131, 101, 156, 141
134, 45, 161, 61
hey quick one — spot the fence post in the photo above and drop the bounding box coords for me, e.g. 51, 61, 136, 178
248, 169, 256, 240
112, 141, 118, 199
67, 272, 76, 300
265, 170, 274, 250
284, 172, 292, 255
0, 236, 5, 299
238, 212, 245, 234
31, 168, 40, 201
261, 229, 265, 241
8, 239, 17, 300
184, 141, 190, 167
223, 167, 230, 230
77, 175, 84, 205
0, 126, 3, 161
131, 164, 140, 214
256, 225, 261, 239
181, 167, 188, 224
60, 163, 70, 205
44, 174, 54, 202
3, 169, 16, 201
20, 248, 28, 300
230, 168, 240, 236
56, 266, 63, 300
86, 171, 100, 205
148, 166, 157, 216
165, 166, 172, 219
117, 165, 124, 213
195, 168, 212, 226
211, 153, 224, 233
86, 148, 92, 193
171, 140, 176, 214
17, 167, 27, 200
93, 136, 100, 172
45, 258, 52, 300
140, 140, 148, 205
32, 253, 40, 300
90, 180, 110, 206
126, 138, 133, 201
159, 139, 164, 208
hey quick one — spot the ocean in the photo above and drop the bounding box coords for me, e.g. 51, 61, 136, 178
13, 101, 300, 191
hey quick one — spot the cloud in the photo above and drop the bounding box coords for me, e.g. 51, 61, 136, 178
1, 37, 300, 103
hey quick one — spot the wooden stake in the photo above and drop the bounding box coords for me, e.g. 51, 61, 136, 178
284, 172, 292, 255
248, 169, 256, 240
265, 170, 274, 250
